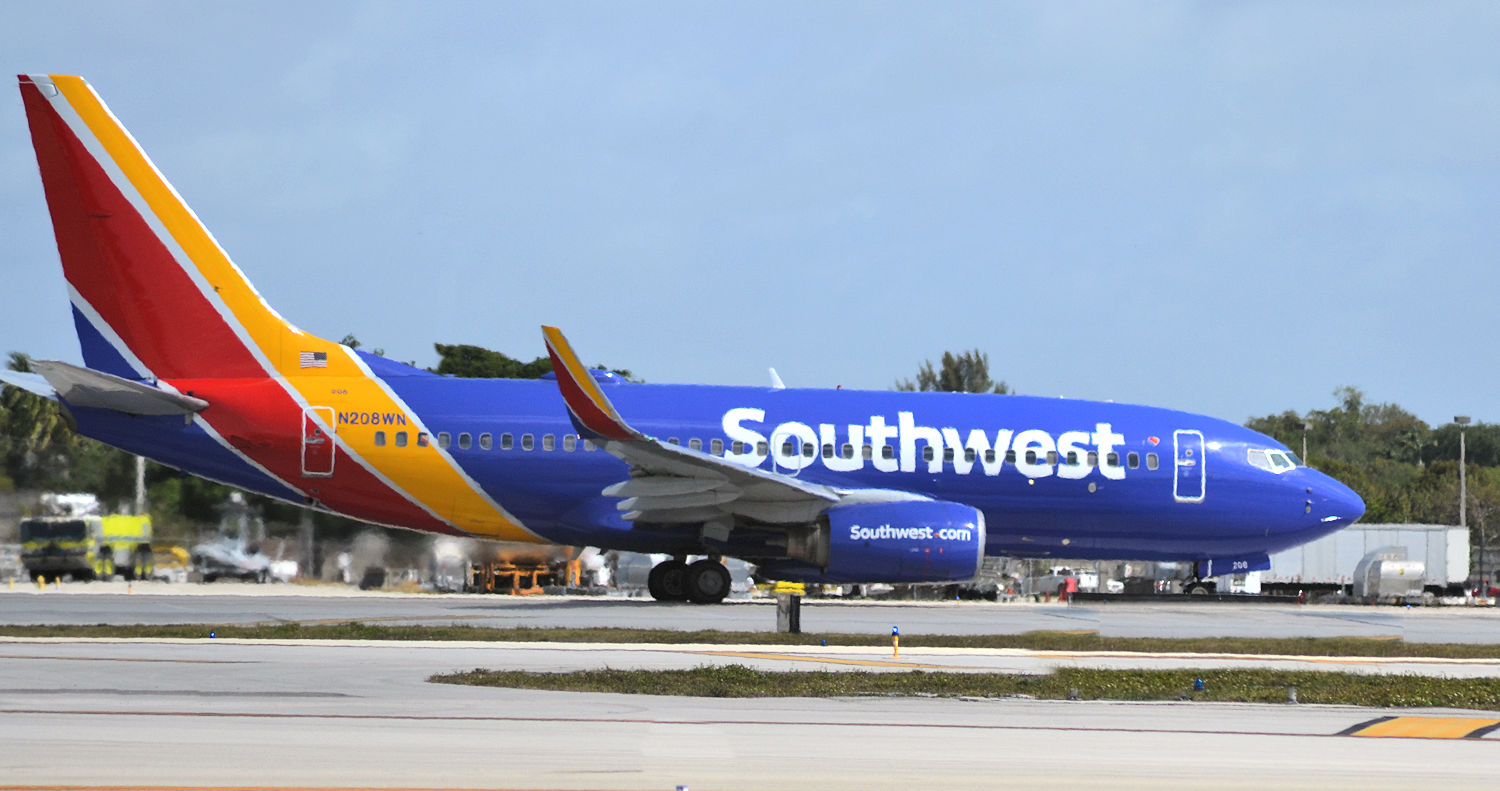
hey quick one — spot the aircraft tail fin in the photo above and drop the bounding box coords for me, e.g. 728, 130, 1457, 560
17, 74, 335, 382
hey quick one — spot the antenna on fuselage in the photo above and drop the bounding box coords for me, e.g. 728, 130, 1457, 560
769, 368, 786, 390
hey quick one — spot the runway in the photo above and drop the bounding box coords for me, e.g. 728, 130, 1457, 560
5, 582, 1500, 643
2, 636, 1498, 790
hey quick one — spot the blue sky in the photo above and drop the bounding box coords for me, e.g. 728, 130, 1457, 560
3, 2, 1497, 427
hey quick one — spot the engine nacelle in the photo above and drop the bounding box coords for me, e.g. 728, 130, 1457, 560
764, 500, 986, 584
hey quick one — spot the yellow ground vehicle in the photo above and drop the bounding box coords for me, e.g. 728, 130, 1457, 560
19, 512, 153, 582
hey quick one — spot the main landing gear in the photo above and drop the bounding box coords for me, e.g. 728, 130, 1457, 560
647, 556, 731, 604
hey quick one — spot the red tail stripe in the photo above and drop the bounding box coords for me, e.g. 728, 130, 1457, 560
21, 81, 263, 380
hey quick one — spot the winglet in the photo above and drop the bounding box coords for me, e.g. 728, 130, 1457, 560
542, 326, 641, 442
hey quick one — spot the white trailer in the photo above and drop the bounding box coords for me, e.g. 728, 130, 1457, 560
1260, 523, 1469, 597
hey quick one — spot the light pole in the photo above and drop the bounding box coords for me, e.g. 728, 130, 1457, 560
1301, 421, 1312, 464
1456, 415, 1474, 591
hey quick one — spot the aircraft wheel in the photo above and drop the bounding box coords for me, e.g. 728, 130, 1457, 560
685, 559, 731, 604
1184, 581, 1211, 595
647, 560, 690, 602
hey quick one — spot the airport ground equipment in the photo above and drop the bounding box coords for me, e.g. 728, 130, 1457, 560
1350, 546, 1426, 603
18, 494, 152, 581
1261, 523, 1467, 597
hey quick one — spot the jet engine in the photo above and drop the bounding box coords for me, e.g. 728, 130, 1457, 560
762, 500, 986, 584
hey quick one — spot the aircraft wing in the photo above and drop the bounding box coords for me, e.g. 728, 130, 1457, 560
543, 326, 839, 526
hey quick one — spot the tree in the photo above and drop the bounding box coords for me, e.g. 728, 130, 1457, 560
1, 350, 138, 500
895, 349, 1010, 394
1247, 386, 1429, 468
432, 343, 553, 379
431, 342, 635, 381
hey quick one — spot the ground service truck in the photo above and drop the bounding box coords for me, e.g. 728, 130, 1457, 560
18, 493, 153, 582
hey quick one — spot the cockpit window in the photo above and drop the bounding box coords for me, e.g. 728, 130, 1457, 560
1249, 448, 1297, 473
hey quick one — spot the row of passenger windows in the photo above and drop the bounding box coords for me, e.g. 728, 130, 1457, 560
370, 429, 1161, 470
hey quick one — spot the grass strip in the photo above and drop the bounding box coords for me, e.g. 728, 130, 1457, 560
3, 623, 1500, 658
431, 664, 1500, 710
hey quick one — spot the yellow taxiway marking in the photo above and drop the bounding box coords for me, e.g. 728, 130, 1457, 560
691, 650, 974, 670
1343, 716, 1500, 739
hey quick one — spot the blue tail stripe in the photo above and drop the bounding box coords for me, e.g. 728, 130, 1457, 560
71, 304, 141, 379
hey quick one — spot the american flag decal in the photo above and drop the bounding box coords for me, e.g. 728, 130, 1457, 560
299, 351, 328, 368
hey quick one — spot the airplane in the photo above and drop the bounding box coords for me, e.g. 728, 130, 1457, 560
4, 74, 1365, 603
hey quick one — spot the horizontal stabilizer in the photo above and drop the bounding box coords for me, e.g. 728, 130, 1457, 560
32, 360, 209, 415
0, 368, 57, 400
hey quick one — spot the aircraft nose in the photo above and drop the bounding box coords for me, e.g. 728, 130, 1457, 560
1304, 469, 1365, 527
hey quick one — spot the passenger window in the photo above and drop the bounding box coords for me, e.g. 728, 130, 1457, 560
1006, 450, 1017, 464
437, 432, 451, 449
882, 445, 896, 460
1106, 452, 1119, 467
842, 443, 854, 460
802, 442, 815, 458
1087, 451, 1098, 467
782, 439, 797, 456
757, 441, 769, 456
923, 446, 935, 462
458, 433, 472, 450
374, 431, 386, 447
822, 443, 834, 459
543, 434, 555, 451
521, 434, 534, 451
1146, 453, 1160, 470
732, 440, 745, 454
584, 439, 597, 451
395, 431, 408, 448
984, 449, 996, 464
500, 433, 513, 450
668, 437, 680, 445
1127, 451, 1139, 469
689, 438, 702, 451
1066, 451, 1078, 466
1025, 450, 1038, 464
711, 438, 724, 455
943, 447, 955, 462
862, 444, 873, 460
417, 432, 429, 447
479, 433, 492, 450
564, 435, 577, 452
1046, 450, 1058, 465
